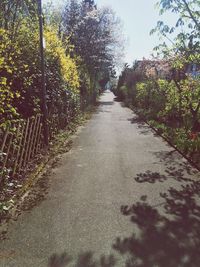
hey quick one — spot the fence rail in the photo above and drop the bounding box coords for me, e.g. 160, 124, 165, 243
0, 114, 44, 184
0, 98, 80, 185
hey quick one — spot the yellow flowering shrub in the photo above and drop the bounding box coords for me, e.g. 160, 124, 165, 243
0, 23, 81, 127
44, 27, 80, 93
0, 28, 20, 127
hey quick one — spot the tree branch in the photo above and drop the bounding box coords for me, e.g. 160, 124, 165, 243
181, 0, 200, 30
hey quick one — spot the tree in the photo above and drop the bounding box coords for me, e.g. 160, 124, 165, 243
61, 0, 124, 103
152, 0, 200, 59
151, 0, 200, 129
0, 0, 38, 36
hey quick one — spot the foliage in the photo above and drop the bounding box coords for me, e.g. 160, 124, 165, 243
61, 0, 124, 103
45, 27, 79, 91
0, 0, 124, 127
44, 26, 80, 116
151, 0, 200, 58
115, 63, 145, 104
115, 0, 200, 164
0, 28, 21, 127
117, 62, 200, 163
0, 20, 81, 121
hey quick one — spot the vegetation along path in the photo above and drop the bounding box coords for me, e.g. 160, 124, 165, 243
0, 91, 200, 267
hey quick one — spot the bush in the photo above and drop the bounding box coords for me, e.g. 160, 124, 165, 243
117, 85, 128, 100
117, 65, 200, 163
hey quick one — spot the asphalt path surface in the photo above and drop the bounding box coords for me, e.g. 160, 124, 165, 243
0, 91, 200, 267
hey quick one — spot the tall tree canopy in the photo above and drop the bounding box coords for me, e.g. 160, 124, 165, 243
151, 0, 200, 60
61, 0, 123, 91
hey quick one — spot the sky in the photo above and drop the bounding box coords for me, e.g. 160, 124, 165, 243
44, 0, 178, 65
95, 0, 178, 65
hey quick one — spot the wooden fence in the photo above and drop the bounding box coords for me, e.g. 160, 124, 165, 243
0, 114, 44, 184
0, 98, 80, 185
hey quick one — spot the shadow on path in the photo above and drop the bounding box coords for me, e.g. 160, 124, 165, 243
127, 117, 153, 136
114, 151, 200, 267
116, 177, 200, 267
48, 252, 116, 267
47, 165, 200, 267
